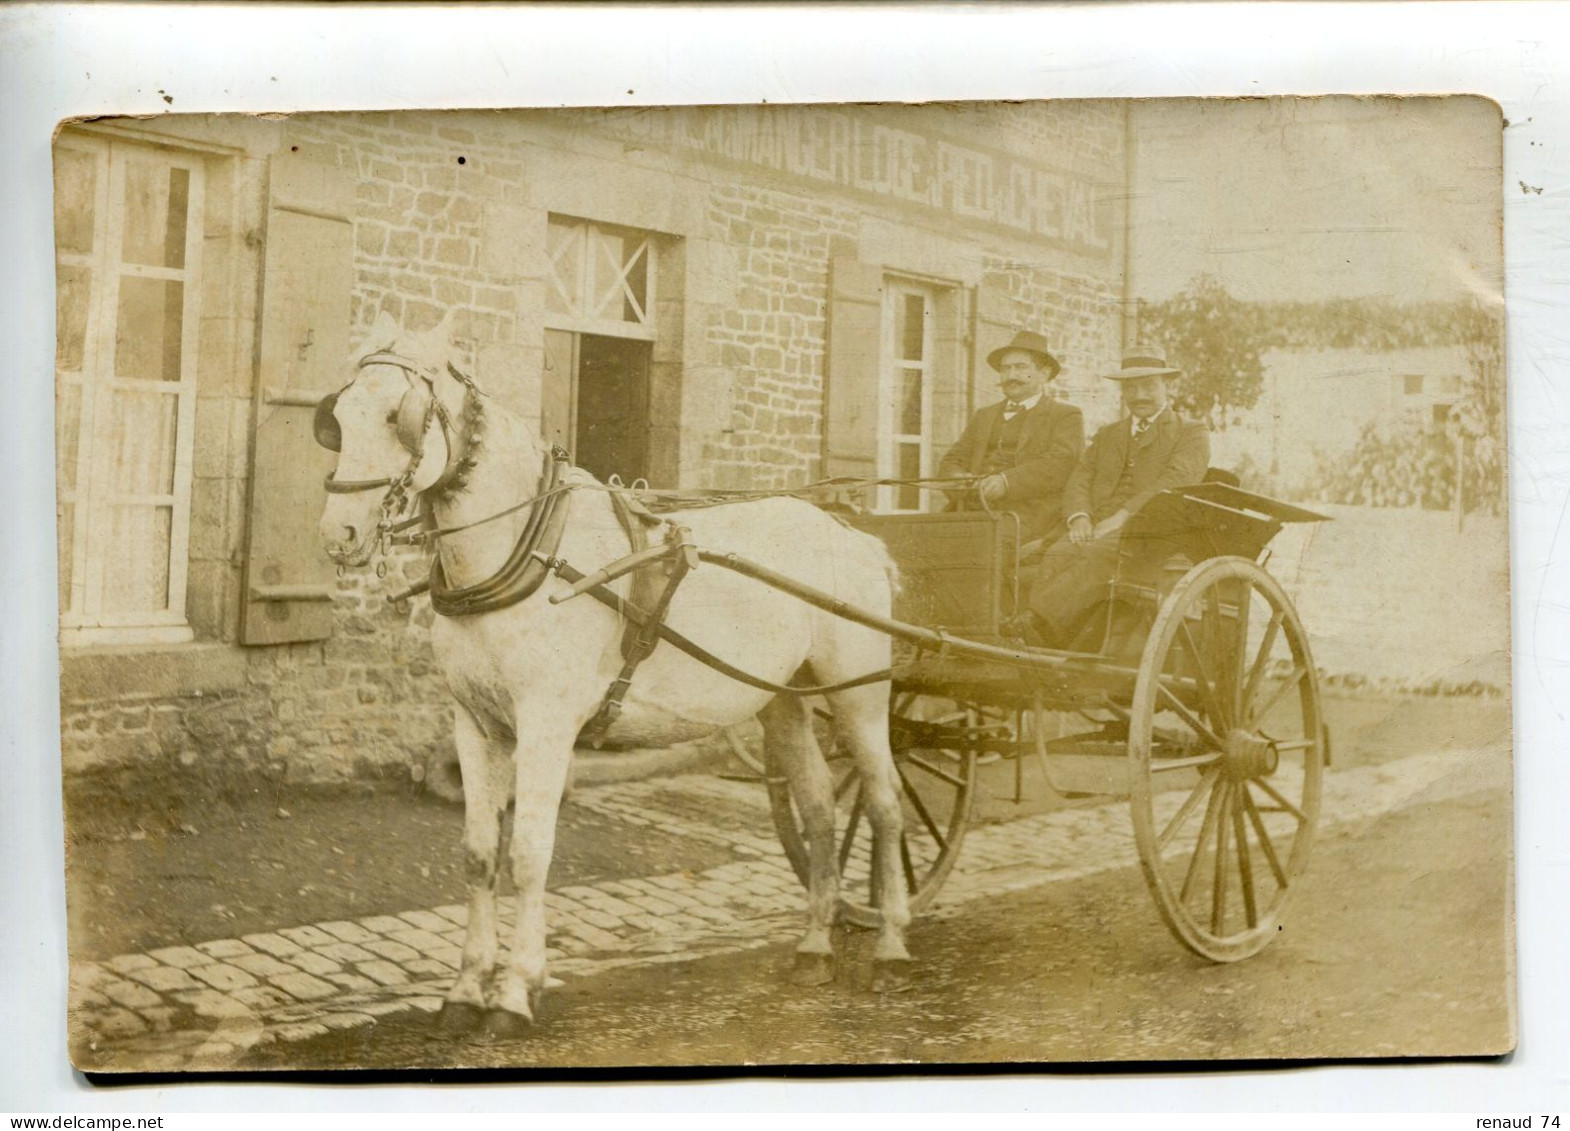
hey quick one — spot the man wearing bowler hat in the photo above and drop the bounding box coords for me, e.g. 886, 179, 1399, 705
1011, 347, 1210, 647
937, 329, 1084, 543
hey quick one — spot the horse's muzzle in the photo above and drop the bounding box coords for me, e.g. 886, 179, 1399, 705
321, 522, 378, 568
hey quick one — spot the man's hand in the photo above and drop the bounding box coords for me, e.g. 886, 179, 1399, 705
978, 474, 1008, 504
1068, 514, 1095, 545
1093, 510, 1130, 541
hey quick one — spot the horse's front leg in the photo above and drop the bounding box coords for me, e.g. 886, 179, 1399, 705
483, 714, 579, 1038
441, 706, 510, 1030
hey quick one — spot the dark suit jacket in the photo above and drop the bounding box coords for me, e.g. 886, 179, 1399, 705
937, 397, 1084, 541
1063, 408, 1211, 525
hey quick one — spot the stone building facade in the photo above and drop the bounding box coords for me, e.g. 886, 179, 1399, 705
54, 103, 1130, 778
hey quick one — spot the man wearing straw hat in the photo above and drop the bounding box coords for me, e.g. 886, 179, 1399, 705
1009, 347, 1210, 648
936, 330, 1084, 543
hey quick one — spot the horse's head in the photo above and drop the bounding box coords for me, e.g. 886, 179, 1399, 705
317, 312, 471, 565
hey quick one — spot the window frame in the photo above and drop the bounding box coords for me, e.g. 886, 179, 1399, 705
874, 278, 938, 514
56, 133, 206, 647
542, 215, 657, 343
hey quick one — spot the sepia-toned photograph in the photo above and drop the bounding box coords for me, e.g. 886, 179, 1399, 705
54, 95, 1512, 1074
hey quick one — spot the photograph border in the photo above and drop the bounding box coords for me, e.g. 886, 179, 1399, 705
3, 1, 1567, 1112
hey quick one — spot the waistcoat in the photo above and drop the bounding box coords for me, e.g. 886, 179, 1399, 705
1107, 429, 1158, 511
981, 410, 1030, 476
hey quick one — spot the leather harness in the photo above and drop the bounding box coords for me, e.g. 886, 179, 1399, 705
427, 446, 575, 618
323, 353, 891, 742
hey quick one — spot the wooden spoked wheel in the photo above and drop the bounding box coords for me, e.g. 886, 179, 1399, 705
766, 693, 980, 928
1128, 556, 1324, 962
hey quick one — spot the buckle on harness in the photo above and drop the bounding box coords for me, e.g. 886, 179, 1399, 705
581, 524, 698, 742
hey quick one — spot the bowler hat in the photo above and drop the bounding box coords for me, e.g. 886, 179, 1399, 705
1103, 347, 1181, 380
987, 330, 1062, 379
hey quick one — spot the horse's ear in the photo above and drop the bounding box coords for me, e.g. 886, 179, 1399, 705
360, 309, 402, 357
370, 309, 401, 340
432, 307, 458, 344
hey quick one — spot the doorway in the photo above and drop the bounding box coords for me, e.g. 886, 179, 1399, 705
542, 329, 652, 483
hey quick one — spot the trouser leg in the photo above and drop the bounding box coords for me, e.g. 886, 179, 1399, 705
1026, 534, 1121, 642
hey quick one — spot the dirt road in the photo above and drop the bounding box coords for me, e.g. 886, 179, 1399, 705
236, 786, 1511, 1069
65, 692, 1513, 1071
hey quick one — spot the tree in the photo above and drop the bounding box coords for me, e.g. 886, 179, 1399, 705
1137, 274, 1267, 428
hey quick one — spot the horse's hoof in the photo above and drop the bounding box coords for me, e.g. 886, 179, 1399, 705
438, 1000, 485, 1033
789, 951, 835, 987
481, 1007, 535, 1042
870, 958, 914, 994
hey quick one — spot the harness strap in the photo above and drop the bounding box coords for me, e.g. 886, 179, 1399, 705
579, 524, 698, 744
324, 475, 399, 494
544, 557, 893, 700
605, 488, 665, 656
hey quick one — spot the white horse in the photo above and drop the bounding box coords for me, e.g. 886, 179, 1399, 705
316, 314, 911, 1036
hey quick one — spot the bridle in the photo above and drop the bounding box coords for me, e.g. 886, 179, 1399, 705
315, 350, 484, 540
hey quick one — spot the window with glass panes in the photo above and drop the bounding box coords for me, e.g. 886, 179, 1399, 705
544, 216, 655, 339
876, 281, 937, 512
55, 135, 204, 644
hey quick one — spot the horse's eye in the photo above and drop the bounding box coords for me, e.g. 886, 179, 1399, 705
386, 409, 399, 424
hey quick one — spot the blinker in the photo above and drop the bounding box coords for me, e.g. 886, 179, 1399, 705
395, 384, 432, 453
313, 382, 431, 456
314, 389, 344, 452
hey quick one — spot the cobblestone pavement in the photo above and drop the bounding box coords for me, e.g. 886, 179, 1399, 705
71, 744, 1504, 1070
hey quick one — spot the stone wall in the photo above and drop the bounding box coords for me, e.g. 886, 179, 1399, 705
60, 551, 445, 780
58, 103, 1130, 780
284, 113, 526, 349
697, 182, 860, 489
978, 256, 1127, 426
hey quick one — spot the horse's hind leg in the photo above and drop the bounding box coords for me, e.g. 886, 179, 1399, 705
760, 694, 839, 986
442, 706, 509, 1030
826, 683, 913, 991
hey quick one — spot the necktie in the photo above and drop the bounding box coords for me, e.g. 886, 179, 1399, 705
1134, 415, 1152, 439
1003, 400, 1024, 419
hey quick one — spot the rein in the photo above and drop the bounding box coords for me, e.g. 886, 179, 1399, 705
387, 472, 984, 546
388, 481, 582, 545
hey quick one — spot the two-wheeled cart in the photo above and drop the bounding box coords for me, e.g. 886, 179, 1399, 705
759, 481, 1331, 962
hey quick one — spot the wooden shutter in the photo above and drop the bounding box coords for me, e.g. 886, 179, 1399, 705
971, 280, 1020, 415
240, 153, 355, 645
822, 257, 884, 482
541, 328, 577, 455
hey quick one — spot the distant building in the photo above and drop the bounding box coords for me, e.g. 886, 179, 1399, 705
1209, 345, 1472, 493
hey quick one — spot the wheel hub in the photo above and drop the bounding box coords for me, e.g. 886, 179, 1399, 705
1222, 728, 1279, 780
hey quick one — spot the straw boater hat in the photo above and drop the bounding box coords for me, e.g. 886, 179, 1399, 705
986, 330, 1062, 380
1103, 347, 1182, 380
